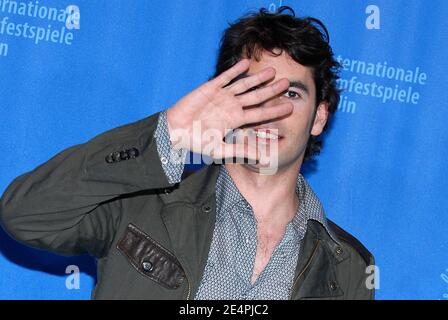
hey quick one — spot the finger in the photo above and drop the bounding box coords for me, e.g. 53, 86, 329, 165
212, 59, 250, 88
213, 142, 260, 163
241, 102, 293, 126
237, 78, 290, 106
227, 67, 276, 95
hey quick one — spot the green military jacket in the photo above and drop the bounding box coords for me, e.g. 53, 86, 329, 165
0, 112, 375, 300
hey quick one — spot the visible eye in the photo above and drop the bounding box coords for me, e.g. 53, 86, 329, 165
283, 90, 301, 99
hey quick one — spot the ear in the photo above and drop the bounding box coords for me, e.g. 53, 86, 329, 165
310, 101, 329, 136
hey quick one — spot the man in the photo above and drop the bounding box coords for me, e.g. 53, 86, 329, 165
0, 7, 374, 299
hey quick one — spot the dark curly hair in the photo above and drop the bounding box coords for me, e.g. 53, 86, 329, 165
212, 6, 341, 161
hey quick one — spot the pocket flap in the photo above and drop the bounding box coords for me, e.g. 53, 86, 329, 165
117, 223, 185, 289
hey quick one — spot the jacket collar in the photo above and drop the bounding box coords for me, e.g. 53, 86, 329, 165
159, 164, 220, 206
290, 219, 347, 299
159, 164, 347, 299
158, 165, 220, 296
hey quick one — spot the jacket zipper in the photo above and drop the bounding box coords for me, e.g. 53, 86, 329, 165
289, 239, 321, 299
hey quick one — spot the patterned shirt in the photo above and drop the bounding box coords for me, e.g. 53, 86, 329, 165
154, 111, 339, 299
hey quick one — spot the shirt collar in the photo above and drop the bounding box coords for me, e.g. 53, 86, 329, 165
215, 165, 340, 244
215, 165, 247, 214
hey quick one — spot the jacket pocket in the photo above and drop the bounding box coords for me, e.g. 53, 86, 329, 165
117, 223, 185, 289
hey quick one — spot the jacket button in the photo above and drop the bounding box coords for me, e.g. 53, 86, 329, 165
142, 261, 154, 272
128, 147, 139, 159
335, 246, 343, 256
329, 281, 338, 291
202, 204, 212, 213
105, 154, 114, 163
112, 151, 121, 162
120, 150, 130, 161
163, 188, 172, 194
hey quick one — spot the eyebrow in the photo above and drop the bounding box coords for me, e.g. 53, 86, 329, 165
230, 72, 310, 97
289, 80, 310, 97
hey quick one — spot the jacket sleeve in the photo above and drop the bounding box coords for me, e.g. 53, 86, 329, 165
0, 111, 175, 258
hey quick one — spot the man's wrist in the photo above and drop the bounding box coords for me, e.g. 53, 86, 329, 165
155, 110, 186, 184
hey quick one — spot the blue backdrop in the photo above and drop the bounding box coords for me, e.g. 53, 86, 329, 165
0, 0, 447, 300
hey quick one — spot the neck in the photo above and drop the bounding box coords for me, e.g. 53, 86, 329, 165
224, 159, 303, 227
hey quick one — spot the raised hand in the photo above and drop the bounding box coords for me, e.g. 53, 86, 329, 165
166, 58, 293, 162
